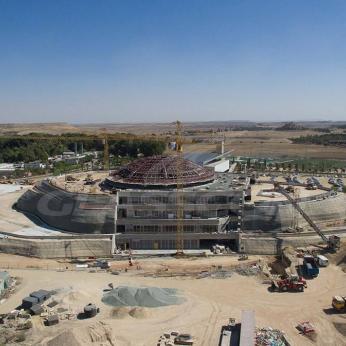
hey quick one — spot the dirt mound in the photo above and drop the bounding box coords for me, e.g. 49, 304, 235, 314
129, 307, 151, 319
326, 244, 346, 272
56, 288, 93, 307
102, 285, 185, 308
110, 307, 130, 319
109, 306, 151, 319
44, 330, 82, 346
40, 322, 116, 346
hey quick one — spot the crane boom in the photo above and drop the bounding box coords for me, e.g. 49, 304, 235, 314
276, 184, 340, 251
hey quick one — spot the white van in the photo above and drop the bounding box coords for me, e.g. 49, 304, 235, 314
317, 255, 329, 267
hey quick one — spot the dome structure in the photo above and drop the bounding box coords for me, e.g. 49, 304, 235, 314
107, 155, 215, 189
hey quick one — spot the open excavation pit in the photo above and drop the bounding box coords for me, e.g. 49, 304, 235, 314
101, 285, 186, 308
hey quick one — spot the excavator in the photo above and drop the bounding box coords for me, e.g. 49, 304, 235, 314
274, 182, 340, 252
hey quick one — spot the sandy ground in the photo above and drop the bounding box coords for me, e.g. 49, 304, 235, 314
0, 259, 345, 346
0, 187, 63, 236
250, 183, 326, 202
0, 253, 263, 271
51, 172, 108, 194
0, 188, 37, 232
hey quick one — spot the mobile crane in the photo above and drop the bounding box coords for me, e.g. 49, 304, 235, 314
275, 183, 340, 252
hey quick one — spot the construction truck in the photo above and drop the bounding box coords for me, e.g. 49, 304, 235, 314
302, 255, 319, 278
212, 244, 226, 254
332, 296, 346, 312
271, 276, 307, 292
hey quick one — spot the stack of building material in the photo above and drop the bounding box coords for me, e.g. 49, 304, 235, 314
45, 315, 59, 326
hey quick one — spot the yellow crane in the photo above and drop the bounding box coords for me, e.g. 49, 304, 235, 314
175, 121, 184, 256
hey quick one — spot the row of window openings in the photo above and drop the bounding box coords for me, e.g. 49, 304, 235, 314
119, 196, 240, 205
126, 225, 216, 233
118, 209, 233, 218
129, 239, 199, 250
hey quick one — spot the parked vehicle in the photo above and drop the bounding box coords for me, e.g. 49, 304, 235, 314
316, 254, 329, 267
238, 254, 248, 261
271, 277, 307, 292
297, 321, 315, 335
332, 296, 346, 312
174, 333, 194, 345
302, 255, 319, 278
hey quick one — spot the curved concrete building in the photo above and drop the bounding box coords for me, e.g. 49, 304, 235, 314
16, 156, 244, 249
15, 155, 346, 250
17, 180, 116, 234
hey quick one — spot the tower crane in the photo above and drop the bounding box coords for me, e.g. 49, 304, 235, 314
175, 120, 184, 256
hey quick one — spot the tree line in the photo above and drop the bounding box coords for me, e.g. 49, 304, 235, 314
290, 133, 346, 146
0, 134, 166, 163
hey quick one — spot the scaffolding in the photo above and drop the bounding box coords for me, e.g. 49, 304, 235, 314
111, 155, 215, 188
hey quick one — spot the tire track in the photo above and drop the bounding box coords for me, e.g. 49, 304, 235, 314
200, 301, 220, 346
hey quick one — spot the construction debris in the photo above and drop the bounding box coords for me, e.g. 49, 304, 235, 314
0, 311, 32, 344
255, 327, 289, 346
235, 264, 261, 276
195, 262, 262, 279
158, 331, 194, 346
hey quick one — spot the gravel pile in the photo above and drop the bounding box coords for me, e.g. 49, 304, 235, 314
102, 286, 185, 308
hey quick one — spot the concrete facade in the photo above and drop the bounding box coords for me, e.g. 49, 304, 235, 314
243, 193, 346, 232
14, 171, 346, 252
115, 187, 243, 249
17, 180, 117, 234
17, 174, 246, 251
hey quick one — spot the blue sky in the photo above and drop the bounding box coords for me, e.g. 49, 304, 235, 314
0, 0, 346, 123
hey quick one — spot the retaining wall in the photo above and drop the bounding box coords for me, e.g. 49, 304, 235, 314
0, 237, 112, 258
242, 231, 346, 255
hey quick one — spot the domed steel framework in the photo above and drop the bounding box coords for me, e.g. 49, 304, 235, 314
108, 155, 215, 189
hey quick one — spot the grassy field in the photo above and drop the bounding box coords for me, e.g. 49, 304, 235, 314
1, 123, 345, 160
185, 130, 346, 160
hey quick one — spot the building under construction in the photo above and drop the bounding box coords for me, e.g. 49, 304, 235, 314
17, 155, 247, 250
16, 154, 346, 252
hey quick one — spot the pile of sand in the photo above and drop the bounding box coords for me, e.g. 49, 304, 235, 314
102, 285, 185, 308
54, 288, 93, 307
40, 322, 116, 346
110, 306, 151, 319
110, 307, 129, 319
43, 330, 83, 346
129, 307, 150, 319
